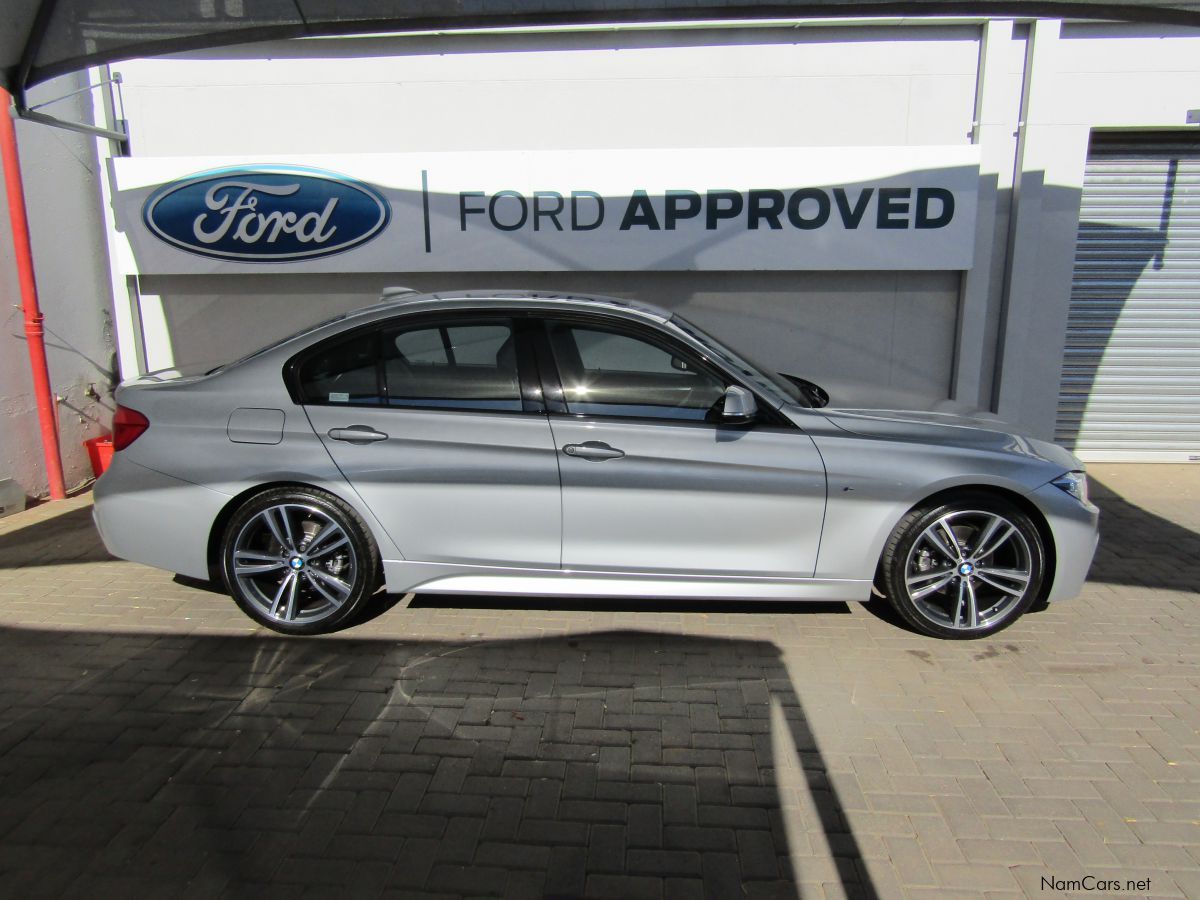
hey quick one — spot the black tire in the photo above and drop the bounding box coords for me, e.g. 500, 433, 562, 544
879, 493, 1045, 640
220, 486, 380, 635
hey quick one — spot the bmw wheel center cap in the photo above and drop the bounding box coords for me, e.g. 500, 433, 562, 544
289, 556, 305, 570
959, 562, 975, 576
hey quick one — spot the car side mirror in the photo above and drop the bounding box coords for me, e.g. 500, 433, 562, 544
720, 385, 758, 424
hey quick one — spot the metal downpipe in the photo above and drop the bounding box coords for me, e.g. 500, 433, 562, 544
1, 87, 66, 500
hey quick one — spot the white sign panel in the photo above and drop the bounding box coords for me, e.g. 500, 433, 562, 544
111, 147, 980, 273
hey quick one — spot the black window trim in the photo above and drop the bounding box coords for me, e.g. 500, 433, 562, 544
529, 312, 795, 430
284, 309, 546, 416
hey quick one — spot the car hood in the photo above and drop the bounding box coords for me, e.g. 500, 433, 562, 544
814, 407, 1081, 470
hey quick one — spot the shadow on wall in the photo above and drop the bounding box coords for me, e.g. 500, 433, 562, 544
0, 623, 877, 898
1055, 134, 1198, 457
1055, 222, 1167, 452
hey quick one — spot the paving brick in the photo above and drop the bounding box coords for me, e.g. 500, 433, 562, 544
461, 774, 529, 798
662, 784, 698, 825
663, 825, 738, 852
523, 775, 561, 820
427, 755, 470, 794
475, 840, 553, 871
595, 780, 661, 804
664, 877, 705, 900
631, 764, 694, 785
631, 730, 662, 765
598, 745, 631, 781
700, 851, 744, 898
628, 803, 664, 849
627, 848, 703, 877
697, 804, 770, 830
435, 816, 483, 864
562, 760, 597, 799
585, 873, 664, 900
545, 845, 587, 898
588, 823, 627, 874
426, 863, 508, 896
558, 799, 627, 824
518, 819, 589, 846
378, 811, 447, 844
500, 759, 565, 780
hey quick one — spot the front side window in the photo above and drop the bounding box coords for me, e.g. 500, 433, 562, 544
545, 320, 727, 420
384, 320, 522, 412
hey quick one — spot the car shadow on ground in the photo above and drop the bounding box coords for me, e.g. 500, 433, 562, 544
0, 506, 114, 569
0, 624, 876, 898
1085, 476, 1200, 593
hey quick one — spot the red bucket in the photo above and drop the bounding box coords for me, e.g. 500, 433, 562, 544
84, 435, 114, 478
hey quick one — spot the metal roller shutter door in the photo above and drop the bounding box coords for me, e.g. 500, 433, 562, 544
1056, 134, 1200, 462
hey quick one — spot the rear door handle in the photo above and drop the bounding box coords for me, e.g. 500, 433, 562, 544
563, 441, 625, 461
328, 425, 389, 444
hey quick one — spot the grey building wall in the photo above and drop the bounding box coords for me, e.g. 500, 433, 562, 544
0, 73, 116, 500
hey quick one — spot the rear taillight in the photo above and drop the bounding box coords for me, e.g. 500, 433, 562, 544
112, 405, 150, 451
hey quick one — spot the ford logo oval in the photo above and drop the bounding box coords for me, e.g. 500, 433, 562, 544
142, 166, 390, 262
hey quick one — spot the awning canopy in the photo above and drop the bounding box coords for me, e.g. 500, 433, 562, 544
5, 0, 1200, 100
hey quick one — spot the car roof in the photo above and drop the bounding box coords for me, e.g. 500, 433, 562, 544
345, 288, 672, 325
219, 288, 676, 379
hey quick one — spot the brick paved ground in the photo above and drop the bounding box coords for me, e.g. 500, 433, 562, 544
0, 464, 1196, 898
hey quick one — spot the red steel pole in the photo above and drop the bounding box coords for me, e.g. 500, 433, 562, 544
0, 88, 66, 500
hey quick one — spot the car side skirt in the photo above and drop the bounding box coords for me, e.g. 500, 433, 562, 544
384, 560, 871, 602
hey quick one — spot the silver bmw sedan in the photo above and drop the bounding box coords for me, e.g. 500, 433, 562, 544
93, 289, 1098, 639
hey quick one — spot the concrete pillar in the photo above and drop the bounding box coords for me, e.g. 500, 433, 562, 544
952, 20, 1022, 410
992, 19, 1090, 439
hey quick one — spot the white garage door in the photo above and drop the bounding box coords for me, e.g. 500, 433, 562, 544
1056, 134, 1200, 462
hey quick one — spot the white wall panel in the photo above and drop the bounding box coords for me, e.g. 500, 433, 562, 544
117, 27, 980, 156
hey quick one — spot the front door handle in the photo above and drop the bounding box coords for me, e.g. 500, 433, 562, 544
328, 425, 389, 444
563, 441, 625, 461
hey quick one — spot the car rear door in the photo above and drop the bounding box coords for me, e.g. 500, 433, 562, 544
298, 313, 561, 568
535, 315, 827, 578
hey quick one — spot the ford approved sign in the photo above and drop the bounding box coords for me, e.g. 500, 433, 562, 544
142, 166, 390, 262
117, 148, 980, 272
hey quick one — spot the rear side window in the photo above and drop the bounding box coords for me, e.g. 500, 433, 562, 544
297, 331, 381, 406
384, 321, 522, 412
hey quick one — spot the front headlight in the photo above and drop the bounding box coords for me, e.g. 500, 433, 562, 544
1051, 470, 1089, 505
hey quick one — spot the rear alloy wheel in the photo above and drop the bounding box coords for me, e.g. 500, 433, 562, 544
880, 496, 1045, 639
221, 487, 379, 635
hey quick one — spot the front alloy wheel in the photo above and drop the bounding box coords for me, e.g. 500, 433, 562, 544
221, 487, 379, 635
881, 496, 1045, 639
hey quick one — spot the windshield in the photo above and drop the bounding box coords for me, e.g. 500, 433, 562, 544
668, 315, 810, 407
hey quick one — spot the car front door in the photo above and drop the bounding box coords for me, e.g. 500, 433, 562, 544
298, 314, 561, 569
536, 316, 827, 578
